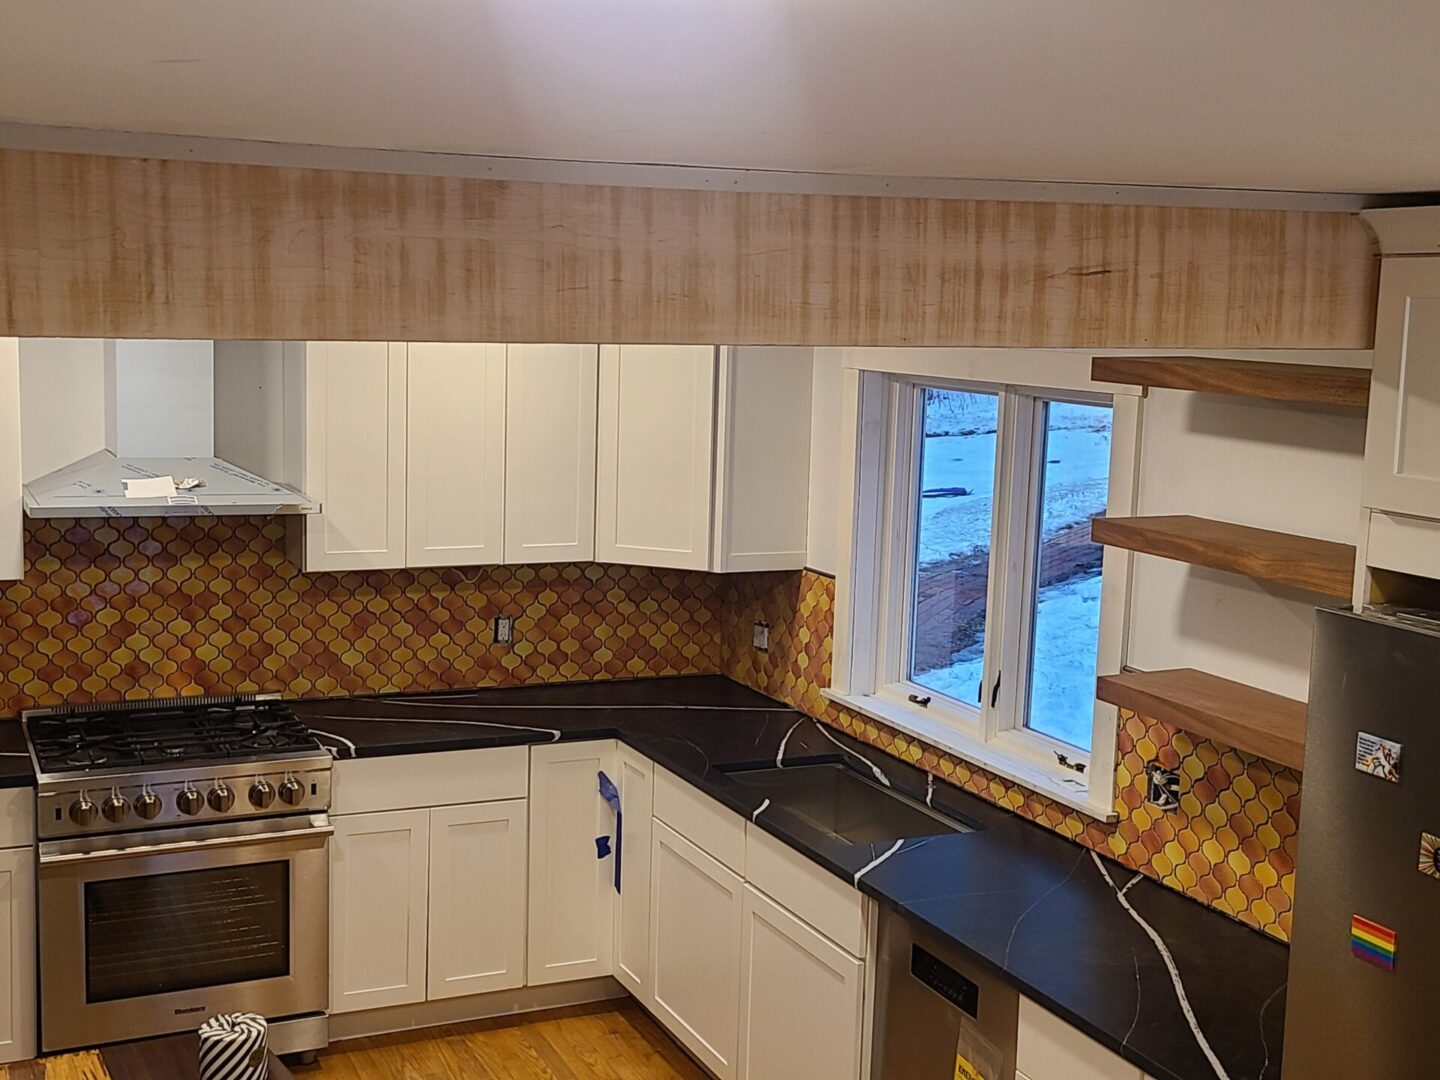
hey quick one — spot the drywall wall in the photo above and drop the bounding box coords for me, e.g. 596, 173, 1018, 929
1126, 359, 1369, 701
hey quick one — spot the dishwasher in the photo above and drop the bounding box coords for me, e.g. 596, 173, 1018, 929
873, 906, 1018, 1079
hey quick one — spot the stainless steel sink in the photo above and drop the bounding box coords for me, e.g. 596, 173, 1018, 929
722, 762, 974, 845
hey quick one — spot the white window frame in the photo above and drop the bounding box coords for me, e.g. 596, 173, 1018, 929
828, 349, 1144, 820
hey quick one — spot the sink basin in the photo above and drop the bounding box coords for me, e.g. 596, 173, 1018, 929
722, 762, 974, 845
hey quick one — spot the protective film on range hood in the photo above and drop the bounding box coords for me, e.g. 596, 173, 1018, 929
22, 450, 319, 518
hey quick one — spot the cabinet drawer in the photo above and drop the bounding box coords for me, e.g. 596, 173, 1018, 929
654, 767, 746, 874
331, 746, 529, 815
745, 824, 867, 958
1017, 998, 1141, 1080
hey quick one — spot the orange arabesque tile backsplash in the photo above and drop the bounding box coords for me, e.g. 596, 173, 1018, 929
0, 518, 723, 710
719, 570, 1300, 942
0, 519, 1297, 941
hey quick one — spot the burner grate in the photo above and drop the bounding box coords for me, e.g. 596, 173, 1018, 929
26, 700, 321, 774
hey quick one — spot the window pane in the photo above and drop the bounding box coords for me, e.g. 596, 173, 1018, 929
910, 389, 999, 706
1026, 401, 1112, 749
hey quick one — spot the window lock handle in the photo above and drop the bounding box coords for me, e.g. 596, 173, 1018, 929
990, 671, 1002, 708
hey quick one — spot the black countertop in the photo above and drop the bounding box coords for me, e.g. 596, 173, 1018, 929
0, 721, 33, 788
292, 674, 1289, 1080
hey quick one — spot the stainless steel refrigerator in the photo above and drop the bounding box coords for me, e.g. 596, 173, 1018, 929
1284, 606, 1440, 1078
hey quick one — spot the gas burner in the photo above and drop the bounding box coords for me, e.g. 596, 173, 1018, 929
64, 747, 109, 768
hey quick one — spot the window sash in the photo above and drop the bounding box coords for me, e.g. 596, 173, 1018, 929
877, 379, 1111, 769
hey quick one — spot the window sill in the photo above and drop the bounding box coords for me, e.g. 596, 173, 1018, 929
821, 688, 1120, 822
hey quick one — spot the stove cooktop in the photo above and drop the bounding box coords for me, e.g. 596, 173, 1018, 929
25, 698, 322, 776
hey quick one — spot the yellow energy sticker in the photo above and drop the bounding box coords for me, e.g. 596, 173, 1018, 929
954, 1054, 986, 1080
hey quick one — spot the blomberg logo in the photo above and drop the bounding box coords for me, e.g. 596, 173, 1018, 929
175, 1005, 208, 1015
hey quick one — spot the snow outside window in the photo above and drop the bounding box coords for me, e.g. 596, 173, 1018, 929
909, 391, 1110, 751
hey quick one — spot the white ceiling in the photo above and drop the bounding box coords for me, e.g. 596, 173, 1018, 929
2, 0, 1437, 194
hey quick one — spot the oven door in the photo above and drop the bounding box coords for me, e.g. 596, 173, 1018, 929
38, 813, 331, 1053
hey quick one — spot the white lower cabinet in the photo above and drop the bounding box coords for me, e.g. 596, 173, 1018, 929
0, 845, 35, 1064
427, 799, 528, 999
527, 741, 618, 985
613, 744, 654, 1002
329, 749, 532, 1016
330, 808, 431, 1013
737, 884, 864, 1080
1017, 997, 1145, 1080
650, 819, 745, 1080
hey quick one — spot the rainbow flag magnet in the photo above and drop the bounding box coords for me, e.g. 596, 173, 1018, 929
1351, 915, 1396, 971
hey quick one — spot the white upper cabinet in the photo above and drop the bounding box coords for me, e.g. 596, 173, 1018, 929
288, 339, 811, 573
290, 341, 408, 571
504, 344, 599, 564
713, 346, 813, 572
1363, 256, 1440, 519
406, 342, 507, 567
596, 345, 813, 572
596, 344, 718, 570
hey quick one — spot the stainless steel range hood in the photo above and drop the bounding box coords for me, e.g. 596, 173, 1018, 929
23, 450, 317, 518
19, 339, 318, 518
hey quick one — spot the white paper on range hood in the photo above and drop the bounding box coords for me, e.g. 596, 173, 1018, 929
22, 450, 319, 518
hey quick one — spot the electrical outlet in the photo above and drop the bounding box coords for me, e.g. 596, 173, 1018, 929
494, 614, 514, 646
752, 620, 770, 651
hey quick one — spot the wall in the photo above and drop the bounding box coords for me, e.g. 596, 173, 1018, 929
0, 148, 1379, 348
0, 517, 723, 714
722, 570, 1301, 941
17, 338, 106, 482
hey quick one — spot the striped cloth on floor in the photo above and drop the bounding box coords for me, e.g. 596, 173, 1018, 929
197, 1012, 269, 1080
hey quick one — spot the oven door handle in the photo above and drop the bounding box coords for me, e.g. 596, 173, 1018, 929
39, 823, 334, 866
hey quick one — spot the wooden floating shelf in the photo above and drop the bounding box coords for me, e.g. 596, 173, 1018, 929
1090, 514, 1355, 600
1098, 668, 1306, 769
1091, 355, 1370, 408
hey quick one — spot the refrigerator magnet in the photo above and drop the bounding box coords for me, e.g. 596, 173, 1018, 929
1354, 731, 1402, 782
1351, 915, 1397, 971
1419, 833, 1440, 880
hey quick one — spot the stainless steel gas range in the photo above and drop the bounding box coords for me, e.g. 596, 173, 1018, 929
24, 695, 332, 1055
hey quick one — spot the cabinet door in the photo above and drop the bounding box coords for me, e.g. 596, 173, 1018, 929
427, 799, 528, 999
298, 341, 408, 571
738, 885, 863, 1080
0, 847, 35, 1064
527, 741, 617, 985
613, 745, 654, 1002
650, 820, 744, 1080
504, 344, 599, 564
595, 344, 716, 570
406, 342, 507, 567
713, 347, 813, 572
330, 809, 429, 1013
1364, 257, 1440, 518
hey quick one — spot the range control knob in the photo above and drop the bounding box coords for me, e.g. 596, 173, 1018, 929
208, 784, 235, 813
134, 790, 163, 820
249, 779, 276, 809
176, 787, 204, 816
102, 793, 130, 823
277, 777, 306, 807
69, 795, 98, 827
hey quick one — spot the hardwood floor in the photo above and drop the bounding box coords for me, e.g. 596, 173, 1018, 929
1, 1002, 707, 1080
293, 1002, 708, 1080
